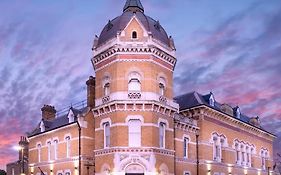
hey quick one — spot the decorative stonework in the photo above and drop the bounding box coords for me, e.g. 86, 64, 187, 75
128, 92, 141, 99
102, 96, 110, 103
92, 46, 177, 71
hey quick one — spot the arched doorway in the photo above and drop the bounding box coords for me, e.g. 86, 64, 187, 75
125, 163, 144, 175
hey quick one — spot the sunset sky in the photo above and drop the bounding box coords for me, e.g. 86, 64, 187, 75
0, 0, 281, 170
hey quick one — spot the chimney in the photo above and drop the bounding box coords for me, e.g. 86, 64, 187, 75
86, 76, 96, 108
18, 136, 29, 161
41, 105, 56, 121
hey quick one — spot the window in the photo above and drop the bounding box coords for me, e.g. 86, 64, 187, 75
65, 172, 71, 175
132, 31, 137, 39
54, 140, 58, 160
159, 83, 165, 96
12, 168, 14, 175
159, 122, 166, 148
159, 77, 166, 96
183, 137, 189, 158
212, 135, 221, 162
209, 93, 215, 106
104, 83, 110, 96
128, 78, 141, 92
65, 136, 71, 158
235, 143, 240, 164
37, 144, 41, 162
261, 151, 265, 169
47, 141, 51, 161
183, 172, 190, 175
104, 122, 110, 148
128, 119, 141, 147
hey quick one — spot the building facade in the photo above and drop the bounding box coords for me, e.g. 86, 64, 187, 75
28, 0, 276, 175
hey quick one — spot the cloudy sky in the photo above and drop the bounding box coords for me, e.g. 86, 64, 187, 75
0, 0, 281, 170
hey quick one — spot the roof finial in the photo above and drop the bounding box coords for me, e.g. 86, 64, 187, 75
123, 0, 144, 13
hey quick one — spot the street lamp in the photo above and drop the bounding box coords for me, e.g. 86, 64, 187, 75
13, 145, 25, 175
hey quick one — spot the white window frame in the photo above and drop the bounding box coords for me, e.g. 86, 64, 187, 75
53, 139, 58, 160
47, 141, 52, 161
128, 119, 142, 147
65, 136, 71, 158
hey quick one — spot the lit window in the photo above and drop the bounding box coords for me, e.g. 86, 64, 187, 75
183, 137, 189, 158
132, 31, 137, 39
104, 122, 110, 148
159, 122, 166, 148
65, 136, 71, 158
128, 119, 141, 147
128, 78, 141, 92
104, 83, 110, 96
37, 144, 41, 162
47, 141, 51, 161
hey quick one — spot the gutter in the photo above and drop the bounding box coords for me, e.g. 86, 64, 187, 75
196, 132, 199, 175
76, 122, 81, 175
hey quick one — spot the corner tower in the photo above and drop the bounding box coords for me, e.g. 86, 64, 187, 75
92, 0, 178, 174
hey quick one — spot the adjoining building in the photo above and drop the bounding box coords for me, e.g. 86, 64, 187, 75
27, 0, 276, 175
6, 136, 29, 175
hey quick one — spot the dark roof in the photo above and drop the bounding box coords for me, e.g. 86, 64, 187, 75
97, 8, 171, 48
123, 0, 144, 13
28, 107, 87, 137
174, 91, 271, 134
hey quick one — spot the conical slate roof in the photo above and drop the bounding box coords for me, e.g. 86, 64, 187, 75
123, 0, 144, 13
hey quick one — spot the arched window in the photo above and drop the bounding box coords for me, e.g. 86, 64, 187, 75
104, 122, 110, 148
65, 136, 71, 158
128, 119, 141, 147
212, 133, 222, 162
159, 77, 166, 96
37, 144, 41, 162
235, 142, 240, 164
132, 31, 137, 39
128, 78, 141, 92
183, 137, 189, 158
47, 141, 51, 161
104, 83, 110, 96
159, 122, 166, 148
53, 139, 58, 160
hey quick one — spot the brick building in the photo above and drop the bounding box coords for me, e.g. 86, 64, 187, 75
27, 0, 276, 175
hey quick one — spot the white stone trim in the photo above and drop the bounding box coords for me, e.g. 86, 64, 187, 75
95, 91, 178, 109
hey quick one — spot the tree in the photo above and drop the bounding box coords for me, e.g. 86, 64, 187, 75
0, 170, 6, 175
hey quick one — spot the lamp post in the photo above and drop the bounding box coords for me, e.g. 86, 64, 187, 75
14, 145, 25, 175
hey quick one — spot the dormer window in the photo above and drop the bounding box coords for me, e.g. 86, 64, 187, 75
209, 93, 215, 106
40, 121, 45, 132
68, 109, 75, 123
236, 107, 241, 119
132, 31, 137, 39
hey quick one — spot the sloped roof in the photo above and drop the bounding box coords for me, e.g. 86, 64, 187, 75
28, 107, 87, 137
174, 91, 270, 134
97, 7, 171, 48
123, 0, 144, 12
